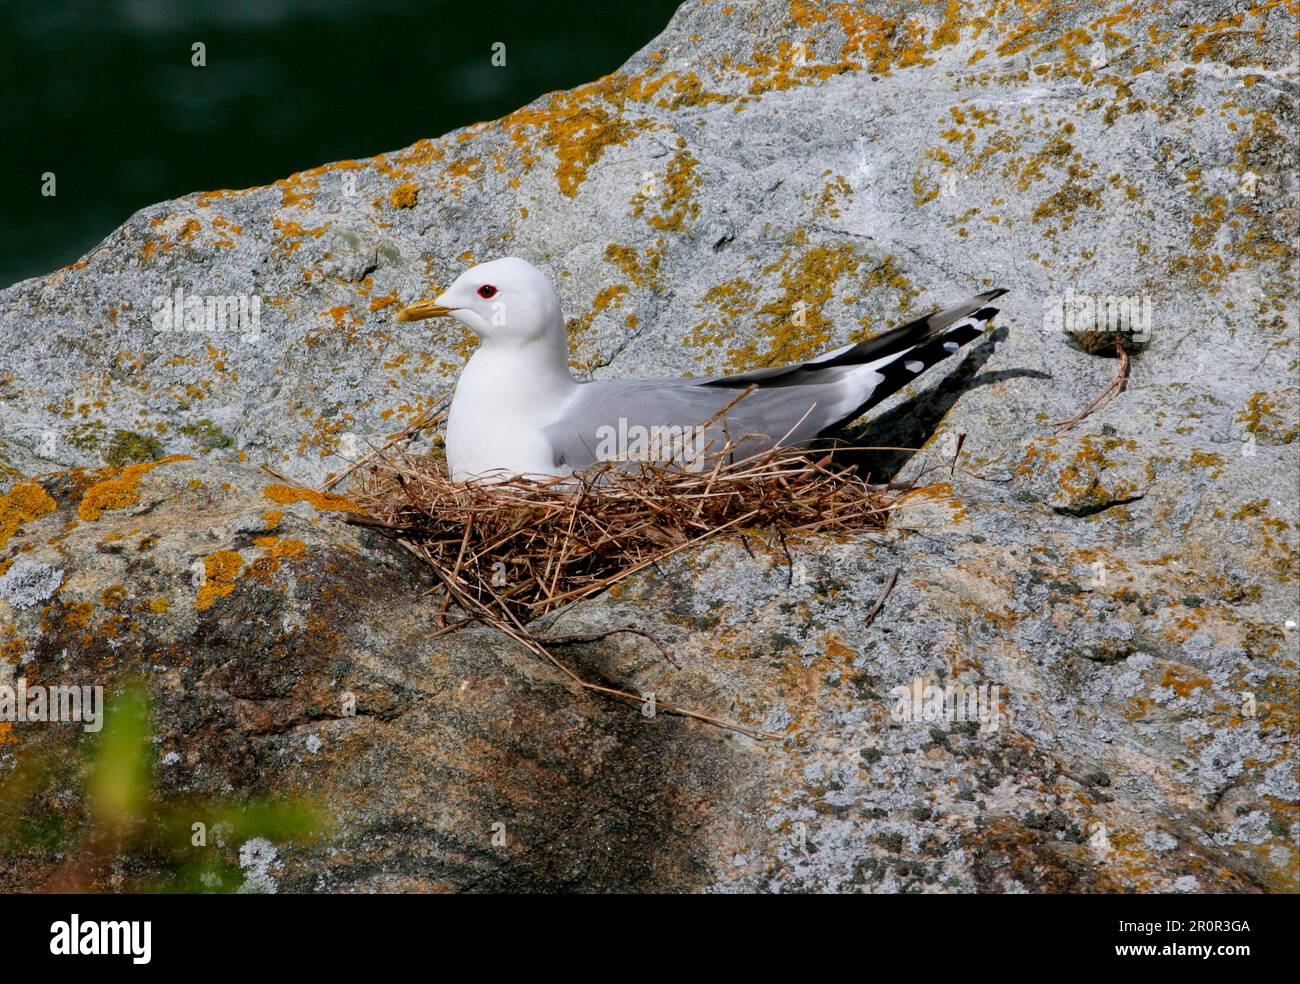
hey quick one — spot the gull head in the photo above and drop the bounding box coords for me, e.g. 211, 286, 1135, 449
396, 256, 562, 347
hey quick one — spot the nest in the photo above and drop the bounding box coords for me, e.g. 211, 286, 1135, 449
298, 425, 909, 737
345, 442, 898, 627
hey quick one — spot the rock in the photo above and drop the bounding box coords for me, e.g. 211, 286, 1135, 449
1, 0, 1296, 892
0, 455, 1287, 892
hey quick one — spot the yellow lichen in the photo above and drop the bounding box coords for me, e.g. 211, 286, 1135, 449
632, 147, 702, 231
195, 549, 244, 611
273, 538, 306, 559
63, 601, 94, 630
77, 456, 193, 522
389, 182, 420, 208
566, 284, 631, 353
499, 74, 641, 197
0, 481, 57, 549
1237, 390, 1299, 444
722, 243, 862, 371
246, 536, 308, 585
262, 484, 367, 515
603, 241, 665, 289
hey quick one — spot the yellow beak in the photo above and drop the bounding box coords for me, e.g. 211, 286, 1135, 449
396, 299, 454, 323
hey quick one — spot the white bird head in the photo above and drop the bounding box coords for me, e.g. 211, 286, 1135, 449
396, 256, 562, 347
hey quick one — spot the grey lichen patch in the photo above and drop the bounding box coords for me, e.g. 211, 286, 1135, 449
0, 559, 64, 610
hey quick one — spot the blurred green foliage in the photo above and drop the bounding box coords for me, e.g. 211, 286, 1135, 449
0, 678, 328, 892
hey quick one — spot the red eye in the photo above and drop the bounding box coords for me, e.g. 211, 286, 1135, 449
477, 284, 497, 299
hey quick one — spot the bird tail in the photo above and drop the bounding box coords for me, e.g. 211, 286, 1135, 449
836, 290, 1005, 424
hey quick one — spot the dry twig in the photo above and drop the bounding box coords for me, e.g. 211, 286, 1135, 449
534, 625, 680, 668
1054, 343, 1131, 435
862, 568, 900, 628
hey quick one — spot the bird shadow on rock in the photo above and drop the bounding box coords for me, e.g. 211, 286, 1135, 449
823, 327, 1051, 482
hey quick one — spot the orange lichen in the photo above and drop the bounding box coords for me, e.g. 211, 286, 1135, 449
729, 40, 854, 96
147, 596, 171, 614
603, 241, 665, 289
389, 182, 420, 208
720, 242, 862, 371
686, 277, 758, 352
262, 484, 367, 515
813, 173, 853, 218
625, 64, 731, 110
632, 147, 701, 231
195, 550, 244, 611
274, 538, 307, 559
1055, 437, 1139, 505
931, 0, 964, 49
76, 456, 192, 522
271, 218, 326, 256
63, 601, 94, 630
1161, 666, 1213, 699
566, 284, 630, 351
499, 74, 641, 197
246, 536, 308, 584
275, 173, 319, 208
0, 481, 57, 549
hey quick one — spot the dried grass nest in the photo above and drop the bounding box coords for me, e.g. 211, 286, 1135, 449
345, 441, 901, 627
311, 429, 924, 737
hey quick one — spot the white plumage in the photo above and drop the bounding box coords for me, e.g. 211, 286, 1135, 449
397, 257, 1004, 483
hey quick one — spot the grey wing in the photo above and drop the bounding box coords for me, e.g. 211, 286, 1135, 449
543, 288, 1006, 470
541, 376, 865, 470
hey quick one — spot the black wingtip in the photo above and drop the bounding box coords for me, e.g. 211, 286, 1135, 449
978, 288, 1009, 301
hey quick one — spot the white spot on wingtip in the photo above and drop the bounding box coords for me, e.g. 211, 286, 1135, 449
904, 360, 924, 372
943, 341, 959, 352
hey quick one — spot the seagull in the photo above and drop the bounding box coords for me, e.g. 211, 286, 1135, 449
398, 257, 1004, 483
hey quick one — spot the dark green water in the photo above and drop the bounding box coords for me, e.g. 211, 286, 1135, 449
0, 0, 683, 290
